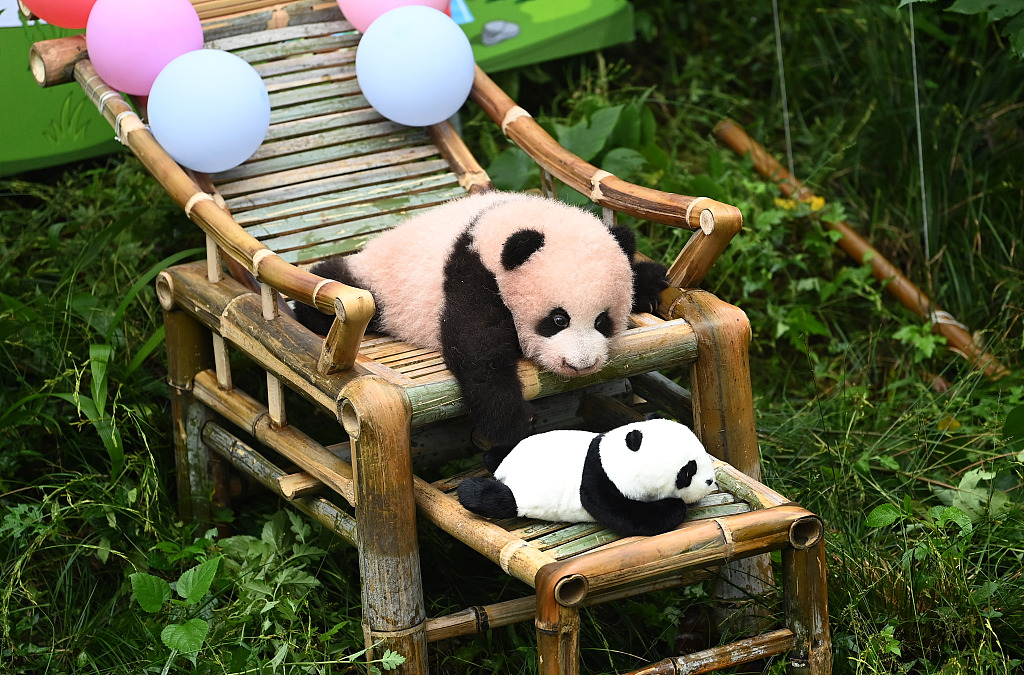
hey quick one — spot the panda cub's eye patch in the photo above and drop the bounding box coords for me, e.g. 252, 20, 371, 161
594, 311, 613, 337
536, 308, 571, 337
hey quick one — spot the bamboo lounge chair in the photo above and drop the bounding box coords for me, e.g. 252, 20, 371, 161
29, 1, 831, 673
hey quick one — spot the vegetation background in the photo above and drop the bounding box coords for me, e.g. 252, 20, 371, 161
1, 0, 1022, 673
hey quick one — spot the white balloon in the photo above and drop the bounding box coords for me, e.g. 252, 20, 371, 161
356, 6, 475, 127
148, 49, 270, 174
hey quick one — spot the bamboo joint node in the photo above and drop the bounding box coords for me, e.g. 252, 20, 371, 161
929, 309, 968, 331
251, 248, 276, 279
590, 170, 613, 202
113, 111, 141, 144
499, 540, 529, 575
185, 192, 214, 219
501, 106, 532, 135
712, 517, 736, 557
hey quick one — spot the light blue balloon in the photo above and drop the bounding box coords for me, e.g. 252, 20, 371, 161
356, 6, 475, 127
148, 49, 270, 174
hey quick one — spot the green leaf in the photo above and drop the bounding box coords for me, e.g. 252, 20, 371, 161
487, 147, 538, 191
953, 469, 1009, 521
160, 617, 209, 655
130, 573, 172, 613
600, 148, 648, 182
380, 649, 407, 670
556, 105, 623, 161
89, 343, 112, 415
176, 557, 220, 605
866, 503, 904, 527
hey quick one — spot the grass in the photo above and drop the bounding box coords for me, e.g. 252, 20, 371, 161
1, 0, 1023, 673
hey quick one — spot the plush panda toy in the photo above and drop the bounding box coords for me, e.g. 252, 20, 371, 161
294, 191, 668, 447
456, 418, 718, 537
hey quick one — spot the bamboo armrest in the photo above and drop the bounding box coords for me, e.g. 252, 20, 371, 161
31, 47, 374, 372
470, 66, 741, 288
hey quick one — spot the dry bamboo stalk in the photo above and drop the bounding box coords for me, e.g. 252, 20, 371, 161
536, 602, 580, 675
714, 462, 791, 511
29, 36, 88, 88
165, 309, 216, 523
426, 122, 493, 194
783, 540, 832, 675
713, 118, 1010, 380
628, 371, 694, 427
424, 570, 713, 643
626, 628, 796, 675
201, 421, 358, 544
278, 471, 324, 500
413, 475, 557, 585
338, 377, 428, 670
192, 369, 357, 505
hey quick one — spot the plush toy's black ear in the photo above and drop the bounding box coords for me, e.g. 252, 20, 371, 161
610, 225, 638, 260
676, 460, 698, 489
625, 429, 643, 452
501, 229, 545, 271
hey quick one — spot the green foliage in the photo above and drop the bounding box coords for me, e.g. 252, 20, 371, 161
903, 0, 1024, 57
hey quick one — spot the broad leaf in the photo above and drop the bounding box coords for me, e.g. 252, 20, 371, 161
176, 557, 220, 605
161, 618, 209, 655
131, 572, 172, 613
866, 503, 904, 527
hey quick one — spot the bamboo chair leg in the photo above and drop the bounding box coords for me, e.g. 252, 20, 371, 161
164, 308, 216, 524
536, 603, 581, 675
340, 377, 428, 674
663, 289, 774, 637
783, 539, 832, 675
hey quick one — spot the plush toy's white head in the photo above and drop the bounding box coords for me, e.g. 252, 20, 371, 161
470, 195, 634, 378
599, 418, 717, 504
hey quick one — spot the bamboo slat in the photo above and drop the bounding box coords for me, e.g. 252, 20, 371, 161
198, 1, 342, 42
714, 118, 1010, 380
204, 18, 352, 51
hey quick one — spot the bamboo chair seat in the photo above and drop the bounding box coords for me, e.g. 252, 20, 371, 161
29, 1, 831, 672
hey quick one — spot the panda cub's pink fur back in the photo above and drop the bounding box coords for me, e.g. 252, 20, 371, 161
344, 191, 511, 349
345, 191, 633, 358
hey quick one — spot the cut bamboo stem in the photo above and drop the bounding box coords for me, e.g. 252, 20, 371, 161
713, 118, 1010, 380
626, 628, 796, 675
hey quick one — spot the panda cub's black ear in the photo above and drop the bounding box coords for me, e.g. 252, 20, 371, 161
625, 429, 643, 452
501, 229, 545, 271
610, 225, 638, 260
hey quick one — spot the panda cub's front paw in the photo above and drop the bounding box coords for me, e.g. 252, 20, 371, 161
631, 260, 670, 314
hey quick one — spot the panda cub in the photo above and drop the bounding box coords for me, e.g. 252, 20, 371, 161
294, 191, 668, 447
457, 418, 718, 537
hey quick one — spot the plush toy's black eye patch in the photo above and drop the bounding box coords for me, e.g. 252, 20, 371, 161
625, 429, 643, 452
676, 460, 698, 489
594, 311, 613, 337
536, 308, 570, 337
501, 229, 545, 271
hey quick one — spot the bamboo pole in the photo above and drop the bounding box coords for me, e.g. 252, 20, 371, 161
201, 421, 358, 545
339, 377, 428, 673
626, 628, 796, 675
164, 309, 216, 523
713, 118, 1010, 380
426, 122, 493, 194
782, 539, 832, 675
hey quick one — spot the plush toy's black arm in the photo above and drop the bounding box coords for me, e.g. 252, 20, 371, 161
293, 256, 383, 335
457, 476, 519, 519
579, 436, 689, 536
441, 232, 533, 448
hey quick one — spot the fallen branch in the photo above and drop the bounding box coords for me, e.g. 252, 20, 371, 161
713, 118, 1010, 380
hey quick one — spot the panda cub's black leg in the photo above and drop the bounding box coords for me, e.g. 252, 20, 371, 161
457, 476, 518, 519
441, 232, 534, 448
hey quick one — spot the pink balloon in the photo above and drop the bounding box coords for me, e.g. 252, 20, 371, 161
338, 0, 449, 33
86, 0, 204, 95
21, 0, 98, 28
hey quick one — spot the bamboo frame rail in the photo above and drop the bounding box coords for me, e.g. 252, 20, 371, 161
713, 118, 1010, 380
469, 66, 742, 289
